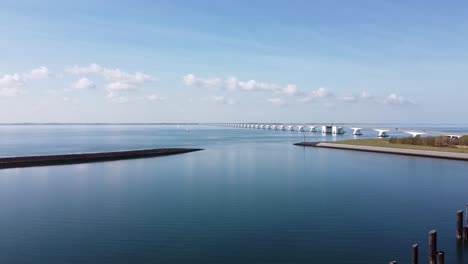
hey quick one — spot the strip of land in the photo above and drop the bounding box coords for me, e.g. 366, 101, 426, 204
0, 148, 203, 169
294, 141, 468, 161
335, 138, 468, 153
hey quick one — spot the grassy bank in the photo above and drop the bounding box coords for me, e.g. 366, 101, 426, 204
335, 138, 468, 154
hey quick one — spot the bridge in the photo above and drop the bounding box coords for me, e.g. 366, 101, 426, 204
204, 123, 465, 138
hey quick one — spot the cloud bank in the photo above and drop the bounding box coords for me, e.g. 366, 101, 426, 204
66, 63, 153, 99
72, 77, 96, 90
182, 73, 416, 108
298, 87, 333, 103
182, 73, 298, 95
210, 96, 237, 105
383, 93, 415, 105
0, 74, 24, 97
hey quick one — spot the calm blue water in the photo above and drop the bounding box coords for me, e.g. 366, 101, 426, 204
0, 125, 467, 263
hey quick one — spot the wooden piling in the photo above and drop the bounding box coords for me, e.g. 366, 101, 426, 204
436, 251, 444, 264
412, 244, 418, 264
457, 210, 463, 240
464, 226, 468, 242
429, 230, 437, 264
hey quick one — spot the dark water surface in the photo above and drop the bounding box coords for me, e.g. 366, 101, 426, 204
0, 125, 467, 263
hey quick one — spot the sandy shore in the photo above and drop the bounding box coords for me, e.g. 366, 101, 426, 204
294, 142, 468, 161
0, 148, 203, 169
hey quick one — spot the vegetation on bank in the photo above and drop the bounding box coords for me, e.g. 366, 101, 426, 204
388, 135, 468, 147
336, 136, 468, 154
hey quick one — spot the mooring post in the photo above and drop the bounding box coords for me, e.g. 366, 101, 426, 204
436, 251, 444, 264
464, 226, 468, 242
457, 237, 464, 262
457, 210, 463, 240
429, 230, 437, 264
412, 244, 418, 264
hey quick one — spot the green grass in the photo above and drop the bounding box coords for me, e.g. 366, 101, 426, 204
335, 138, 468, 154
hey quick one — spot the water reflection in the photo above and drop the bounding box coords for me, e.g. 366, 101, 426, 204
0, 126, 467, 263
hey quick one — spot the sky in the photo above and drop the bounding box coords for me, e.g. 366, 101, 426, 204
1, 0, 468, 123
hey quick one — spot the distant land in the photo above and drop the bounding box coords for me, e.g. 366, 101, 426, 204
1, 122, 467, 126
0, 123, 201, 126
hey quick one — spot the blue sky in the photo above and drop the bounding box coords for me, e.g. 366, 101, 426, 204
1, 0, 467, 123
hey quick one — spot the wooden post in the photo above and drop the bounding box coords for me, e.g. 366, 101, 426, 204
436, 251, 444, 264
464, 226, 468, 242
457, 210, 463, 240
412, 244, 418, 264
429, 230, 437, 264
457, 237, 463, 261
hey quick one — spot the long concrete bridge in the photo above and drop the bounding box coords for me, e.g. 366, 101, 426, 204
204, 123, 464, 139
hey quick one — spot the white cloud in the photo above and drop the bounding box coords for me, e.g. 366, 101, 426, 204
182, 74, 221, 88
276, 84, 298, 95
66, 63, 153, 97
146, 94, 166, 101
360, 91, 374, 100
339, 91, 374, 103
182, 74, 417, 108
224, 77, 238, 91
0, 66, 54, 97
66, 63, 102, 74
267, 98, 287, 107
312, 87, 332, 98
101, 69, 151, 84
337, 91, 415, 106
182, 74, 196, 85
299, 87, 332, 103
62, 68, 417, 108
72, 77, 96, 90
182, 73, 296, 94
339, 95, 358, 102
106, 90, 131, 104
25, 66, 51, 80
105, 82, 135, 92
212, 96, 225, 103
0, 74, 24, 88
210, 96, 237, 105
237, 80, 277, 91
383, 93, 415, 105
0, 74, 25, 97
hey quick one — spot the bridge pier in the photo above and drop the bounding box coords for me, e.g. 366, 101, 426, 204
374, 129, 390, 138
351, 127, 363, 136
